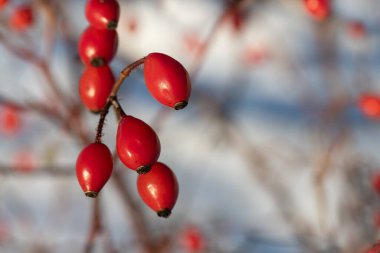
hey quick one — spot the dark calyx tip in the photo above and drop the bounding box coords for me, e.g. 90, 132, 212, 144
136, 165, 152, 174
107, 21, 118, 30
90, 109, 101, 115
157, 208, 171, 218
174, 101, 188, 110
85, 191, 98, 198
90, 58, 105, 67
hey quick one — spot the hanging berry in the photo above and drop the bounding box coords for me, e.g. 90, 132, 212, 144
137, 162, 179, 218
116, 115, 161, 174
76, 142, 113, 198
9, 5, 34, 31
85, 0, 120, 30
79, 65, 115, 113
303, 0, 330, 21
78, 26, 118, 67
144, 53, 191, 110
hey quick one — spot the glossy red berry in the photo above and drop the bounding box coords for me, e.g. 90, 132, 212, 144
9, 5, 33, 31
76, 142, 113, 198
0, 0, 9, 10
85, 0, 120, 30
79, 65, 115, 113
137, 162, 179, 218
303, 0, 330, 21
181, 226, 205, 253
144, 53, 191, 110
116, 115, 160, 173
358, 93, 380, 119
78, 26, 118, 67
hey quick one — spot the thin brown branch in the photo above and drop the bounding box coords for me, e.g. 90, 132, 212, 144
84, 198, 102, 253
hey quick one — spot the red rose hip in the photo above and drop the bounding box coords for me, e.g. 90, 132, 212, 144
76, 142, 113, 198
116, 115, 160, 174
303, 0, 330, 21
79, 65, 115, 113
85, 0, 120, 30
9, 5, 33, 31
137, 162, 179, 218
78, 26, 118, 67
144, 53, 191, 110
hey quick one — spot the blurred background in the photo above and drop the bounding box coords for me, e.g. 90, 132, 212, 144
1, 0, 380, 252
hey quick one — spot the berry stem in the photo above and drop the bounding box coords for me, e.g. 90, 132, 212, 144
110, 97, 126, 117
110, 57, 146, 97
94, 57, 146, 143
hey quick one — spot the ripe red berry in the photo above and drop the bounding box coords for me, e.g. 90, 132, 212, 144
76, 142, 113, 198
79, 65, 115, 113
85, 0, 120, 30
116, 115, 160, 174
137, 162, 179, 218
9, 5, 33, 31
358, 93, 380, 119
181, 226, 205, 253
0, 0, 9, 10
144, 53, 191, 110
78, 26, 118, 67
303, 0, 330, 21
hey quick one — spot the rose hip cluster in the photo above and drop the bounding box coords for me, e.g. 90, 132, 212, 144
75, 1, 191, 218
78, 0, 119, 113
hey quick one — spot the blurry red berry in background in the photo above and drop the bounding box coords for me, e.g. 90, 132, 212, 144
183, 33, 203, 55
364, 241, 380, 253
347, 21, 366, 39
125, 17, 138, 33
0, 105, 21, 136
303, 0, 330, 21
373, 211, 380, 229
0, 0, 9, 10
9, 5, 34, 31
12, 150, 36, 173
181, 225, 205, 253
242, 46, 269, 66
372, 173, 380, 195
0, 220, 9, 242
358, 93, 380, 119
